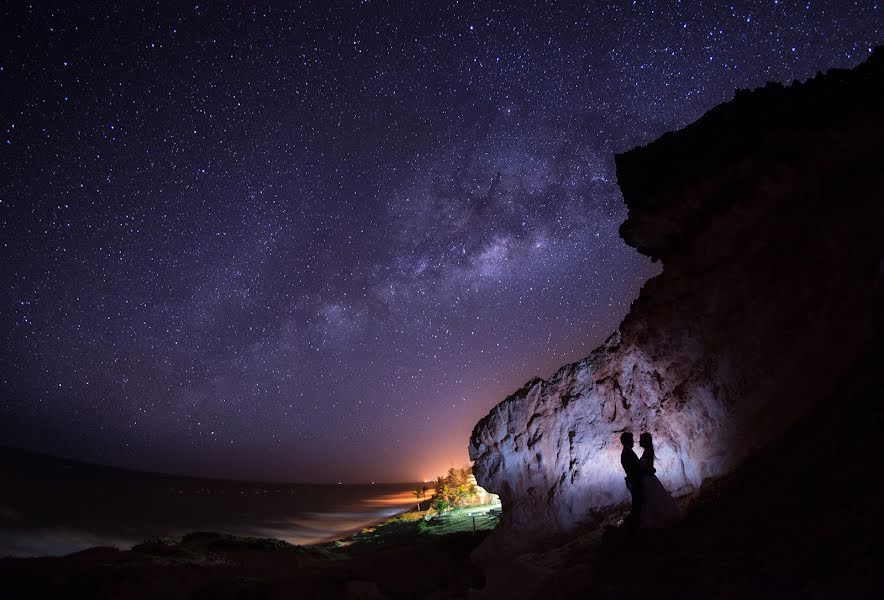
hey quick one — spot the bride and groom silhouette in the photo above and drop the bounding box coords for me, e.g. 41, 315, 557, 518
620, 431, 680, 530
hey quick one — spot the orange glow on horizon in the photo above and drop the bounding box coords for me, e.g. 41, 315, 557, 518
359, 489, 421, 507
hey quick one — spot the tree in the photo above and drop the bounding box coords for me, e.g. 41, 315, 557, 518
412, 485, 428, 512
433, 497, 450, 515
430, 466, 480, 512
433, 475, 453, 508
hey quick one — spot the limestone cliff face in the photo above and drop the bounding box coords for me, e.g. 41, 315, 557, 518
469, 50, 884, 552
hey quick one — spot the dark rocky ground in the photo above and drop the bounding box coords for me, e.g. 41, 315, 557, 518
0, 525, 488, 599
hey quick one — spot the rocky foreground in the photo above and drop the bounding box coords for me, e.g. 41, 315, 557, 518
0, 509, 495, 599
469, 47, 884, 558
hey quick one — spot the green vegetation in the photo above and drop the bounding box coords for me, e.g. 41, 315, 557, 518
322, 467, 499, 555
419, 505, 500, 535
412, 485, 429, 512
430, 466, 480, 513
331, 504, 501, 554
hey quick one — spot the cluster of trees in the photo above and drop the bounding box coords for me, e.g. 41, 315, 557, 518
413, 466, 479, 515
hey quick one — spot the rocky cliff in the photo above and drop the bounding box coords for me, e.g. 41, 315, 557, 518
469, 49, 884, 554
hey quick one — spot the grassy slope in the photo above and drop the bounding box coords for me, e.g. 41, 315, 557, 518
331, 504, 502, 554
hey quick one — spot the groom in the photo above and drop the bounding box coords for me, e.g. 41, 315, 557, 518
620, 432, 644, 531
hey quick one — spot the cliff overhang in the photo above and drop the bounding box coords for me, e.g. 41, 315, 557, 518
469, 48, 884, 555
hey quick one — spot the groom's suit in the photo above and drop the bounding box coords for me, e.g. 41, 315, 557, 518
621, 447, 644, 529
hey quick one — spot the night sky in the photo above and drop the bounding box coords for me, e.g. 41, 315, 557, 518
2, 2, 880, 483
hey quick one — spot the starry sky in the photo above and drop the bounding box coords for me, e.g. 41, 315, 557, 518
1, 2, 881, 483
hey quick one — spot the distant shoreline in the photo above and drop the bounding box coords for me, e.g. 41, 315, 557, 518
312, 498, 435, 547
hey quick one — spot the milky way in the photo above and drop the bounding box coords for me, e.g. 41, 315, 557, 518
1, 2, 881, 482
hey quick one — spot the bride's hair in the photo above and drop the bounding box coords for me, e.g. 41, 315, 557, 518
639, 432, 655, 461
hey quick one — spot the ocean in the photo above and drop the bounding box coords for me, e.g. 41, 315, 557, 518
0, 448, 422, 557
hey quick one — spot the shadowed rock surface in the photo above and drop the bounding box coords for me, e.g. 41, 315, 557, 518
469, 48, 884, 555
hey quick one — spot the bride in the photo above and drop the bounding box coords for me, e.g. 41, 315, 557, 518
638, 432, 680, 528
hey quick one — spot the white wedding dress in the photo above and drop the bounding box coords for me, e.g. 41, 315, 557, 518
639, 453, 680, 528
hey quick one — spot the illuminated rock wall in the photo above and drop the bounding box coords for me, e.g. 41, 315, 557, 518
469, 49, 884, 553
